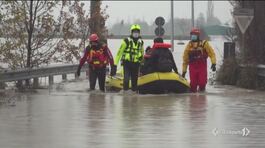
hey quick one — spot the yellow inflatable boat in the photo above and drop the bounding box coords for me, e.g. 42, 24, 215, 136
106, 71, 190, 94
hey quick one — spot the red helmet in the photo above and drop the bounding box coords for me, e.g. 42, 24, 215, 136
190, 28, 200, 35
89, 34, 99, 42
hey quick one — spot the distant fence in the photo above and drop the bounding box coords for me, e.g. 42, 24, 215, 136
257, 64, 265, 77
108, 35, 190, 40
0, 34, 190, 40
0, 64, 89, 88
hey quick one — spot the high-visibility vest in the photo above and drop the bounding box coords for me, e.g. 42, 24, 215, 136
122, 37, 144, 63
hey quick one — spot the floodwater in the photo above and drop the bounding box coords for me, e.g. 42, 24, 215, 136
1, 38, 264, 147
1, 79, 265, 148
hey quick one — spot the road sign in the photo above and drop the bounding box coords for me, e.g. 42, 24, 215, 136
155, 27, 165, 36
233, 8, 254, 34
155, 16, 165, 26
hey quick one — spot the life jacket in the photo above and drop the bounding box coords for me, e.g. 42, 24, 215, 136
188, 40, 208, 63
152, 43, 172, 49
122, 37, 144, 63
88, 46, 108, 68
144, 43, 172, 59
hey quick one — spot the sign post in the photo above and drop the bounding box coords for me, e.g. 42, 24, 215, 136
155, 16, 165, 37
191, 0, 194, 28
233, 8, 254, 60
170, 0, 174, 52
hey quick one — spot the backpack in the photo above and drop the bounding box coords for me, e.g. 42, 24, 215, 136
157, 50, 173, 72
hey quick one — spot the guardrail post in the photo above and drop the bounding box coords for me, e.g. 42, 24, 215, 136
62, 74, 67, 80
0, 82, 6, 89
16, 80, 23, 88
33, 78, 39, 88
49, 75, 54, 85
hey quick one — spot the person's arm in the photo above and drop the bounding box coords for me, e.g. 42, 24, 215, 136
79, 47, 89, 68
104, 45, 114, 66
204, 41, 216, 64
140, 41, 144, 62
169, 51, 178, 74
147, 49, 159, 69
182, 44, 190, 73
103, 45, 117, 76
114, 39, 127, 66
77, 47, 89, 76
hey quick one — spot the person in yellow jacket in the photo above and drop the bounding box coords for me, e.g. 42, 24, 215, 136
182, 28, 216, 92
113, 24, 144, 92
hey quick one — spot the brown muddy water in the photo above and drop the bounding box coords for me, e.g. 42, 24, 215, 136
0, 79, 265, 148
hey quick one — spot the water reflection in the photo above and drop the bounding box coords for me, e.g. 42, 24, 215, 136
189, 94, 207, 119
1, 86, 265, 148
187, 94, 208, 147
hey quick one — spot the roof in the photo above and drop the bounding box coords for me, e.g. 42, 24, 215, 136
202, 25, 234, 36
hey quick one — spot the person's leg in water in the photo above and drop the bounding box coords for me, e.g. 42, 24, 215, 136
198, 60, 207, 92
131, 63, 140, 92
189, 63, 199, 92
98, 67, 106, 92
89, 67, 97, 90
123, 61, 131, 91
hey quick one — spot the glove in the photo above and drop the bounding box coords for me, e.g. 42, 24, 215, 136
110, 65, 117, 76
76, 66, 81, 77
211, 64, 216, 72
182, 72, 186, 78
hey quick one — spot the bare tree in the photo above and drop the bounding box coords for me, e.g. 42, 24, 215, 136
196, 13, 206, 28
224, 27, 237, 42
0, 0, 107, 69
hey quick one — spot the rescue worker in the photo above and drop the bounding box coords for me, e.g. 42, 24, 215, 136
182, 28, 216, 92
113, 24, 144, 92
76, 34, 116, 92
139, 40, 156, 75
141, 37, 178, 75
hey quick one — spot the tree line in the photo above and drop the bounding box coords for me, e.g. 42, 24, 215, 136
108, 13, 222, 36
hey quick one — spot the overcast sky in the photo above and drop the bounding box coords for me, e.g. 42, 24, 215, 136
97, 1, 233, 27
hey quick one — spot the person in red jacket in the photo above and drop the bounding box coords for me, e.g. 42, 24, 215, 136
141, 37, 178, 75
76, 34, 116, 92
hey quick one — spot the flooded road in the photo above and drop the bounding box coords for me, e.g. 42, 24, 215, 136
1, 80, 265, 148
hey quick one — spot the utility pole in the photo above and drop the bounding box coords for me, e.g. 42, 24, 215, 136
207, 0, 214, 24
170, 0, 174, 52
191, 0, 195, 28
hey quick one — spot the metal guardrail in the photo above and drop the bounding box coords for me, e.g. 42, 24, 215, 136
257, 64, 265, 77
0, 63, 264, 83
239, 64, 265, 77
0, 64, 89, 82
